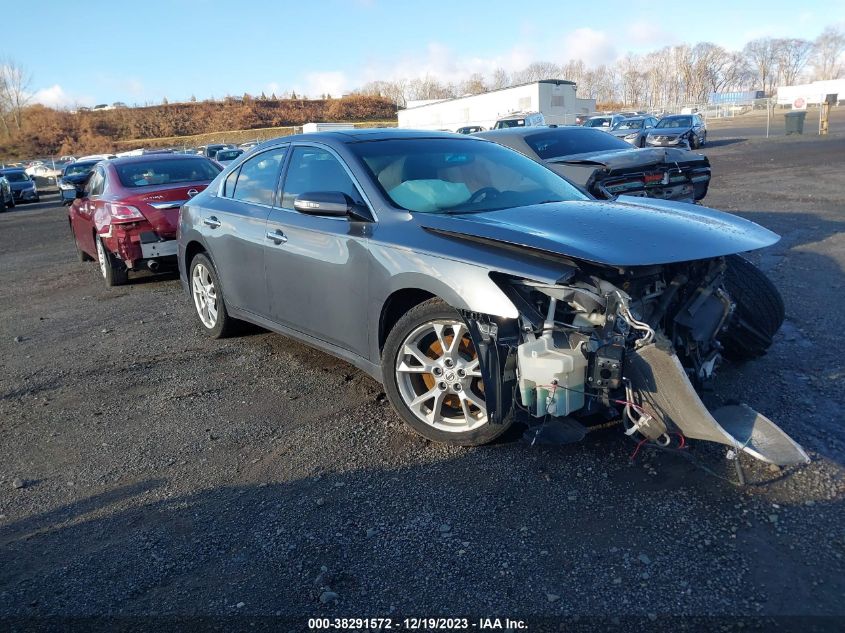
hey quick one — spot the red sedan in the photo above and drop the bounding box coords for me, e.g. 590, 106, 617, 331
69, 154, 222, 286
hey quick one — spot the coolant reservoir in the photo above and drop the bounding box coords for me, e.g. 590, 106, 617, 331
518, 336, 588, 417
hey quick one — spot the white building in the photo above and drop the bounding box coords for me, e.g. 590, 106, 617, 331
777, 79, 845, 106
398, 80, 596, 131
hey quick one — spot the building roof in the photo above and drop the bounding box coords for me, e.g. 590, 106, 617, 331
402, 79, 578, 111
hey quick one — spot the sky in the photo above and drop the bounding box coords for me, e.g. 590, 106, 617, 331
7, 0, 845, 108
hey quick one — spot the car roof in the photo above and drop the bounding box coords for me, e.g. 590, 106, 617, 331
104, 153, 215, 166
476, 126, 598, 140
0, 167, 25, 173
253, 127, 470, 150
66, 160, 100, 167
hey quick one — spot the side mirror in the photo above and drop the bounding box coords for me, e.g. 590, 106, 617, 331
294, 191, 354, 217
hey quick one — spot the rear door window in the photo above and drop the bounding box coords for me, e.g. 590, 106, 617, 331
231, 147, 287, 206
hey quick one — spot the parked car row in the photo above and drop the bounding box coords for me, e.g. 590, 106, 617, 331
65, 128, 804, 469
581, 112, 708, 149
0, 168, 39, 205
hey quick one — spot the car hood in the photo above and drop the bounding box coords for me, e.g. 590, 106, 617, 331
546, 147, 701, 169
7, 180, 34, 191
610, 128, 642, 137
649, 127, 692, 136
418, 197, 778, 267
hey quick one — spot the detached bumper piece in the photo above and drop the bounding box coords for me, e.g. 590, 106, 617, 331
625, 340, 809, 466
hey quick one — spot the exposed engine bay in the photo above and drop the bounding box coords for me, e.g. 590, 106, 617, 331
467, 258, 809, 467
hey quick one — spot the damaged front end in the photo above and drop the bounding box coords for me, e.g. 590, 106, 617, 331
463, 260, 808, 467
547, 148, 711, 203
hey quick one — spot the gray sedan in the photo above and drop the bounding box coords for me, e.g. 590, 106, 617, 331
177, 129, 806, 465
609, 116, 659, 147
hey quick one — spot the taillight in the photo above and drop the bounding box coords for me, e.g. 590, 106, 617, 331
107, 203, 144, 221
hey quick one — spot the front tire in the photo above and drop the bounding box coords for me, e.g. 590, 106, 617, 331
382, 298, 511, 446
95, 235, 128, 287
189, 253, 237, 338
721, 255, 785, 360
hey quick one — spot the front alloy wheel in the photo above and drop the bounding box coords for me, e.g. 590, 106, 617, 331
383, 299, 511, 446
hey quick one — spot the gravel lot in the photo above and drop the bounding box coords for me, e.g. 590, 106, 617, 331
1, 133, 844, 631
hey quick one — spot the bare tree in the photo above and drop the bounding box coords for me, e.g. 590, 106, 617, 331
774, 38, 813, 86
811, 26, 845, 80
459, 73, 487, 96
0, 58, 32, 136
560, 59, 585, 84
512, 61, 560, 84
407, 75, 453, 101
744, 38, 779, 94
489, 68, 511, 90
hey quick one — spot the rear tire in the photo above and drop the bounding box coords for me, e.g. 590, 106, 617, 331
382, 298, 512, 446
721, 255, 785, 360
95, 235, 128, 287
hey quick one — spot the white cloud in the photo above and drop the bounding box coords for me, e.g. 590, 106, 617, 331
627, 20, 675, 48
30, 84, 93, 109
302, 71, 349, 98
560, 28, 617, 68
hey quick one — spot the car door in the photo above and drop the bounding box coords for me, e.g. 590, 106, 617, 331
264, 144, 372, 358
72, 166, 105, 256
201, 145, 288, 319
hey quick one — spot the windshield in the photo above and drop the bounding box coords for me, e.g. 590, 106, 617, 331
350, 138, 587, 214
524, 128, 632, 159
584, 117, 612, 128
64, 162, 98, 176
494, 119, 525, 129
612, 119, 644, 130
656, 116, 692, 129
115, 158, 222, 188
3, 171, 29, 183
216, 150, 243, 161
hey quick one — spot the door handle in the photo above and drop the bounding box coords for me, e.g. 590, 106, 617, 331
203, 216, 221, 229
265, 230, 288, 244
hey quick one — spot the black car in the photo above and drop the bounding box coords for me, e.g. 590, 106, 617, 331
645, 114, 707, 149
0, 168, 39, 203
0, 176, 14, 211
58, 160, 101, 205
475, 126, 711, 202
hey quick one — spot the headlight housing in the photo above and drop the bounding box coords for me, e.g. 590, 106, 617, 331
59, 181, 76, 190
624, 133, 639, 140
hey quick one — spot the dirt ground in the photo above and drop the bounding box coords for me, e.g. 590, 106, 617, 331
1, 132, 844, 632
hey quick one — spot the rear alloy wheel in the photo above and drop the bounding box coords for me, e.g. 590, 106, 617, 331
383, 299, 511, 446
95, 235, 128, 287
189, 253, 237, 338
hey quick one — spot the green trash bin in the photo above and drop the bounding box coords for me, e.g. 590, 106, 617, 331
785, 111, 807, 134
